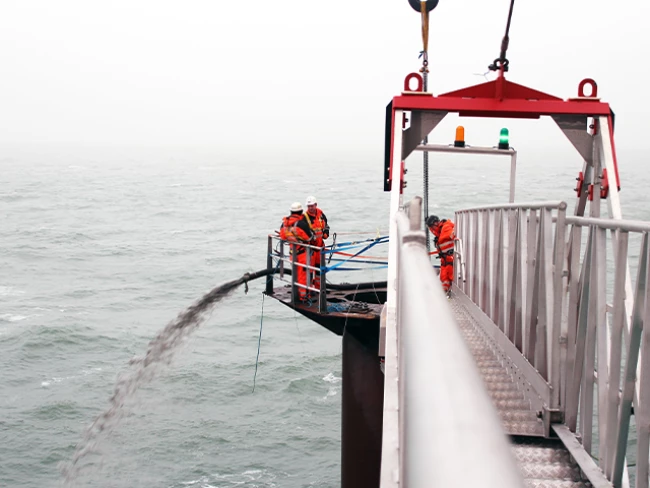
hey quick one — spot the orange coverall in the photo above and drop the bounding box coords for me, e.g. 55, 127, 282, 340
280, 213, 314, 300
429, 219, 455, 294
304, 208, 329, 289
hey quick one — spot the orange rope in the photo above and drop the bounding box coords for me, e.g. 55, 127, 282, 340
421, 2, 429, 54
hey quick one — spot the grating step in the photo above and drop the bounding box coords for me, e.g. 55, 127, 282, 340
482, 373, 515, 384
477, 365, 508, 374
524, 481, 592, 488
493, 398, 531, 410
487, 389, 525, 401
503, 420, 545, 436
519, 462, 583, 481
468, 350, 499, 358
512, 446, 572, 464
474, 360, 504, 369
485, 381, 520, 392
500, 410, 540, 422
450, 297, 599, 487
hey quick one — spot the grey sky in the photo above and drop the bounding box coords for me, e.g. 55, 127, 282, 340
1, 0, 648, 157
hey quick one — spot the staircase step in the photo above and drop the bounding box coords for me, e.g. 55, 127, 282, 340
450, 297, 600, 488
511, 445, 572, 464
503, 419, 545, 436
500, 410, 540, 422
493, 398, 531, 410
519, 462, 583, 481
485, 381, 520, 392
524, 481, 592, 488
482, 373, 514, 384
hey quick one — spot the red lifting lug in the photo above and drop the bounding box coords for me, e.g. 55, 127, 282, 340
404, 72, 424, 93
575, 171, 584, 197
588, 184, 594, 201
600, 169, 610, 199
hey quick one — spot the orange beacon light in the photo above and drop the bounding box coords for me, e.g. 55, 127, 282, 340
454, 126, 465, 147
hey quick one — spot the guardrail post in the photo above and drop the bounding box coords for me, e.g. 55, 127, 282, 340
280, 240, 285, 277
291, 243, 298, 303
306, 246, 312, 297
551, 203, 567, 411
319, 248, 327, 313
266, 236, 273, 295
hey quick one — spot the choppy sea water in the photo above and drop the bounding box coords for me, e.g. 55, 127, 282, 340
1, 139, 648, 487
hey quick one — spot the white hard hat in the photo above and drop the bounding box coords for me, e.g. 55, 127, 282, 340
290, 202, 303, 212
306, 196, 317, 206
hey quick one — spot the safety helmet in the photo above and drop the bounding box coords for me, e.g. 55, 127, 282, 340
290, 202, 303, 213
306, 196, 317, 206
426, 215, 440, 227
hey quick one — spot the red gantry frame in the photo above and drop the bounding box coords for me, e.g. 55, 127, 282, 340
384, 71, 621, 219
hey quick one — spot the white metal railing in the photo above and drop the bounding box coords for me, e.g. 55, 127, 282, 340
380, 197, 522, 488
563, 216, 650, 488
266, 235, 327, 311
455, 201, 567, 414
455, 201, 650, 488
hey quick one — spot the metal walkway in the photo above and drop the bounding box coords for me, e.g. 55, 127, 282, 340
451, 296, 593, 488
378, 196, 650, 488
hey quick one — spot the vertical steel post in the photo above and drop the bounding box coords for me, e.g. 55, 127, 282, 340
280, 241, 285, 277
319, 248, 327, 313
509, 151, 517, 203
291, 243, 298, 303
266, 236, 273, 295
306, 246, 312, 298
551, 203, 567, 410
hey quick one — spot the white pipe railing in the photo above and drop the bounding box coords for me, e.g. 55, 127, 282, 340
266, 235, 327, 311
455, 201, 567, 411
456, 202, 650, 488
389, 197, 522, 488
563, 216, 650, 488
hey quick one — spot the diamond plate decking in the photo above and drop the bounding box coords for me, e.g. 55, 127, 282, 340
450, 297, 594, 488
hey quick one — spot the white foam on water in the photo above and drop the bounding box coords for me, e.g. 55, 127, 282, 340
0, 286, 25, 297
0, 314, 28, 322
322, 372, 341, 384
82, 368, 103, 375
41, 368, 102, 388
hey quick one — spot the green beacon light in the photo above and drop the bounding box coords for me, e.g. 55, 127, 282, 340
498, 128, 510, 150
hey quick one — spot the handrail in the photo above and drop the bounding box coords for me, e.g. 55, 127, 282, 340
266, 233, 389, 311
457, 200, 566, 213
566, 215, 650, 233
454, 198, 650, 487
455, 201, 567, 415
392, 197, 522, 488
562, 218, 649, 486
266, 235, 327, 311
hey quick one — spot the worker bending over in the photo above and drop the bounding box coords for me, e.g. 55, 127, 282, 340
426, 215, 455, 296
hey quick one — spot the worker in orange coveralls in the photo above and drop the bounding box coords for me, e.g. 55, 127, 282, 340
280, 202, 314, 301
303, 196, 330, 289
426, 215, 455, 296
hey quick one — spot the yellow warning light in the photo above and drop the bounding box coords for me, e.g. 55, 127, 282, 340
454, 126, 465, 148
